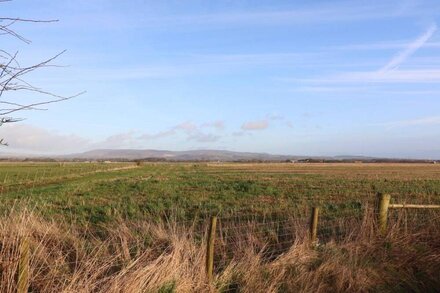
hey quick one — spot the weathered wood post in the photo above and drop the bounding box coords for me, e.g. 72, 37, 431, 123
310, 207, 319, 245
377, 193, 391, 236
206, 216, 217, 283
17, 237, 30, 293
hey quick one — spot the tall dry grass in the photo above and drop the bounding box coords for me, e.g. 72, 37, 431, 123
0, 209, 439, 292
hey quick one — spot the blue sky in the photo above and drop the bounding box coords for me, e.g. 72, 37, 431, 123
1, 0, 440, 158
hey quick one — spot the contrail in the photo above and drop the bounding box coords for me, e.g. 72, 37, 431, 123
380, 23, 437, 72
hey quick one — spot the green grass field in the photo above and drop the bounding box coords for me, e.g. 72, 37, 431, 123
1, 162, 440, 292
1, 162, 439, 225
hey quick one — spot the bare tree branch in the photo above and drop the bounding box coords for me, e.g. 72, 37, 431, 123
0, 91, 85, 116
0, 1, 81, 146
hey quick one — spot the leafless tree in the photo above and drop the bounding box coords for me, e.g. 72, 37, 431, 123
0, 1, 83, 146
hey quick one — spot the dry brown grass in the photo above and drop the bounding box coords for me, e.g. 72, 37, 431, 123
0, 209, 439, 293
207, 163, 440, 180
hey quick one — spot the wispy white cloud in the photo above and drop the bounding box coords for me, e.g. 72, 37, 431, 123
202, 120, 225, 130
0, 124, 90, 154
380, 23, 437, 72
394, 0, 421, 15
65, 52, 324, 81
266, 114, 294, 128
267, 114, 284, 121
192, 52, 326, 67
139, 121, 223, 143
188, 133, 220, 143
291, 86, 374, 93
379, 116, 440, 128
285, 122, 294, 129
139, 129, 176, 140
0, 119, 229, 154
291, 67, 440, 85
372, 89, 440, 95
333, 41, 440, 51
174, 121, 198, 132
62, 2, 438, 30
241, 120, 269, 131
332, 69, 440, 83
97, 132, 137, 148
290, 23, 440, 87
292, 85, 440, 95
232, 131, 248, 137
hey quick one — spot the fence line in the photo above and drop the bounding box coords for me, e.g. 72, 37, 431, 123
377, 193, 440, 235
204, 192, 440, 283
11, 192, 440, 289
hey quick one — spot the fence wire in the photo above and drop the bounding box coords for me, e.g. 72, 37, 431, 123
176, 199, 440, 278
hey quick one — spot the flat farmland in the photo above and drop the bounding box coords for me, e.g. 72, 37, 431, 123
1, 162, 440, 292
0, 162, 439, 224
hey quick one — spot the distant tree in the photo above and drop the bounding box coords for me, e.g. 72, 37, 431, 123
0, 1, 83, 146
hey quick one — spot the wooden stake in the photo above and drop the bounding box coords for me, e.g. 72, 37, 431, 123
17, 237, 30, 293
310, 207, 319, 245
377, 193, 391, 236
206, 216, 217, 283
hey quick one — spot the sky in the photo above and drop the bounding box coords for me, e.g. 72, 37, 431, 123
1, 0, 440, 158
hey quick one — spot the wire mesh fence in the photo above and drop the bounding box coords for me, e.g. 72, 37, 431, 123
4, 193, 440, 292
168, 193, 440, 286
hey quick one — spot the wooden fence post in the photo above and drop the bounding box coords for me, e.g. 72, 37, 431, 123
206, 216, 217, 283
377, 193, 391, 236
17, 237, 30, 293
310, 207, 319, 245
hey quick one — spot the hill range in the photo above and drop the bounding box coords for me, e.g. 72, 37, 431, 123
0, 149, 435, 163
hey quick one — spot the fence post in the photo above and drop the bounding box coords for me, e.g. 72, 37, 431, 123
206, 216, 217, 283
17, 237, 30, 293
310, 207, 319, 245
377, 193, 391, 236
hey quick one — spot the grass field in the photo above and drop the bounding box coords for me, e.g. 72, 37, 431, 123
1, 162, 439, 224
1, 162, 439, 292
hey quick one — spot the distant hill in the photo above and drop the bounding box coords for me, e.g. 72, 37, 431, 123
0, 148, 435, 163
65, 149, 306, 161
